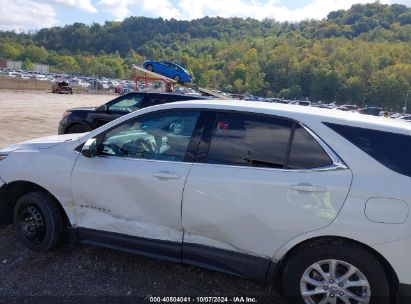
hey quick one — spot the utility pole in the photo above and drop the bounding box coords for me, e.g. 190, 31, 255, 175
403, 90, 410, 114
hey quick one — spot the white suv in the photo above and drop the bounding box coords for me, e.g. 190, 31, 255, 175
0, 100, 410, 304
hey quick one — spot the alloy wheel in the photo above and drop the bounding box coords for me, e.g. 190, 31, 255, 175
300, 259, 371, 304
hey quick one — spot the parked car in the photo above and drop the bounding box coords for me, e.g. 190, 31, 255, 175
337, 105, 361, 111
1, 100, 410, 303
114, 85, 123, 94
143, 60, 192, 83
58, 92, 207, 134
399, 115, 411, 122
52, 81, 73, 94
289, 100, 311, 106
359, 107, 383, 116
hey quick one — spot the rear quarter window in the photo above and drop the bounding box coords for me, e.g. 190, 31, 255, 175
324, 122, 411, 177
287, 125, 333, 169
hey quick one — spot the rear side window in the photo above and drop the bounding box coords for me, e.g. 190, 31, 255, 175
287, 125, 333, 169
324, 122, 411, 177
142, 97, 170, 108
206, 112, 293, 168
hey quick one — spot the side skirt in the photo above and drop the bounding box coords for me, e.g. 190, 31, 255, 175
182, 243, 272, 282
68, 227, 181, 263
67, 227, 275, 282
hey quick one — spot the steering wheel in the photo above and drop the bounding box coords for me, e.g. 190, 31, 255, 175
133, 138, 155, 154
105, 143, 129, 156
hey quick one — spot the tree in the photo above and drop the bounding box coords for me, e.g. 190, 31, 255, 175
21, 45, 48, 63
343, 76, 367, 105
310, 67, 343, 102
0, 42, 20, 59
370, 71, 409, 110
51, 55, 80, 73
278, 85, 303, 99
22, 58, 33, 70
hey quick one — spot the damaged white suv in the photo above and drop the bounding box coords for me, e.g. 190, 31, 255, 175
0, 100, 410, 304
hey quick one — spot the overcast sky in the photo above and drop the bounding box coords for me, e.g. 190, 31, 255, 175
0, 0, 410, 32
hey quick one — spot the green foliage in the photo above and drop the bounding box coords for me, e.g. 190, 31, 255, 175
0, 41, 20, 59
0, 2, 410, 110
21, 45, 48, 63
22, 58, 33, 70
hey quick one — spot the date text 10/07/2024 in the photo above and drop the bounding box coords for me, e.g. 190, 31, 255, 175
149, 297, 258, 303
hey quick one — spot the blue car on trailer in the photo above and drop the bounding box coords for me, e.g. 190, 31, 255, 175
143, 60, 192, 83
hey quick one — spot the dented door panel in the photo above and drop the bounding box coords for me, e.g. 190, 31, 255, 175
71, 156, 192, 242
182, 163, 352, 258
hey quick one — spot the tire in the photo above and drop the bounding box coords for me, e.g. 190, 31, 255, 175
66, 124, 90, 134
282, 242, 390, 304
174, 75, 181, 82
13, 192, 65, 252
146, 64, 153, 71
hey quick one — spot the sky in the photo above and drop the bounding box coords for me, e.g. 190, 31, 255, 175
0, 0, 410, 32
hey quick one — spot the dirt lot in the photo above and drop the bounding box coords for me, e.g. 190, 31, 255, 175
0, 90, 111, 149
0, 90, 285, 303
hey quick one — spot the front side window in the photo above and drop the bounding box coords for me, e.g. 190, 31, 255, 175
206, 112, 293, 168
108, 95, 144, 114
98, 110, 200, 162
324, 122, 411, 177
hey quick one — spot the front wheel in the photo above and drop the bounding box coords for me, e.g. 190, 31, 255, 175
14, 192, 65, 252
146, 64, 153, 71
282, 242, 390, 304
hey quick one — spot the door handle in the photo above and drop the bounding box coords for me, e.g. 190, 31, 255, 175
290, 184, 327, 192
152, 171, 180, 179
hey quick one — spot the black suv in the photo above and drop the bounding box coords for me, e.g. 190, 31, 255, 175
58, 92, 207, 134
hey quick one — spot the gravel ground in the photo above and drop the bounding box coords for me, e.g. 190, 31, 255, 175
0, 90, 112, 149
0, 225, 286, 304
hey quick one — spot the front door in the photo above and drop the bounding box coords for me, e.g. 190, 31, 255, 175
94, 94, 145, 128
71, 109, 201, 250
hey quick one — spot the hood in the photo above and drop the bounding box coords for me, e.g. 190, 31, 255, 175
0, 133, 85, 153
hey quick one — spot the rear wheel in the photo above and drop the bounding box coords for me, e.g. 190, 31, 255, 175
146, 64, 153, 71
65, 124, 90, 134
14, 192, 65, 252
174, 75, 181, 82
282, 242, 390, 304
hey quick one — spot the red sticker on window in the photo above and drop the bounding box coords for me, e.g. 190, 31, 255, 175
218, 121, 229, 129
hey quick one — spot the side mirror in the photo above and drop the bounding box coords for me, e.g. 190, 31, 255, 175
98, 104, 108, 113
81, 138, 97, 158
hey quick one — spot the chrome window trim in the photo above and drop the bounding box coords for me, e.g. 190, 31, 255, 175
298, 123, 348, 171
197, 122, 348, 173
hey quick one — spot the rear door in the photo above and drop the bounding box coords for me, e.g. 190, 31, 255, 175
181, 111, 352, 277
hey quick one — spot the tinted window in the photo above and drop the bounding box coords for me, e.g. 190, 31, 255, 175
324, 122, 411, 177
108, 95, 144, 114
143, 97, 171, 108
287, 125, 333, 169
207, 112, 293, 168
99, 111, 200, 162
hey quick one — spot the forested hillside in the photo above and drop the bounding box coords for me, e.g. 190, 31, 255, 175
1, 2, 411, 109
